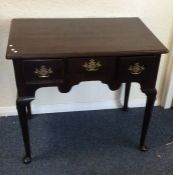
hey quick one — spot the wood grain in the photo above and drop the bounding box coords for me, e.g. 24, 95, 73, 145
6, 18, 168, 59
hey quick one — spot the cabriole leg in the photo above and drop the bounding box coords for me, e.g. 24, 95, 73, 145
16, 98, 32, 164
26, 102, 32, 119
122, 82, 131, 111
139, 88, 157, 151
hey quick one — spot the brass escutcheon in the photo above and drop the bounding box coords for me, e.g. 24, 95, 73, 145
83, 59, 102, 71
34, 65, 53, 78
128, 63, 145, 75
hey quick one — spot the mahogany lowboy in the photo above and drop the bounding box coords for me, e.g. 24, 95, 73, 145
6, 18, 168, 163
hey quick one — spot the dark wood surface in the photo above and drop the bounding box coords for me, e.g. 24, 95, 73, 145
7, 18, 168, 59
6, 18, 168, 163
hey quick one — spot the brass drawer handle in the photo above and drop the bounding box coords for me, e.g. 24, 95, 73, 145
128, 63, 145, 75
34, 65, 53, 78
83, 59, 102, 71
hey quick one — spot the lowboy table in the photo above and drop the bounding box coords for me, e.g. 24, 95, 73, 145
6, 18, 168, 164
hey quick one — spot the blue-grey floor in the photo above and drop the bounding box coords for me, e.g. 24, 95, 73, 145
0, 107, 173, 175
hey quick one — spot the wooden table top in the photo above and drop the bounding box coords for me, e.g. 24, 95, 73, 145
6, 18, 168, 59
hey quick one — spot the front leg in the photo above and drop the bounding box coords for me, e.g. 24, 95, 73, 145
26, 102, 32, 119
139, 88, 157, 151
16, 98, 33, 164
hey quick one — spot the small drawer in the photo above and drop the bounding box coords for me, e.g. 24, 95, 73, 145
68, 57, 115, 75
118, 56, 160, 82
23, 59, 64, 84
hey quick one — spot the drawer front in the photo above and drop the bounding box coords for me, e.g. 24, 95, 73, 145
118, 56, 160, 82
23, 59, 64, 84
68, 58, 115, 75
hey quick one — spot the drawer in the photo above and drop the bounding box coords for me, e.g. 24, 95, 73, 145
68, 57, 115, 75
118, 56, 160, 82
23, 59, 64, 84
